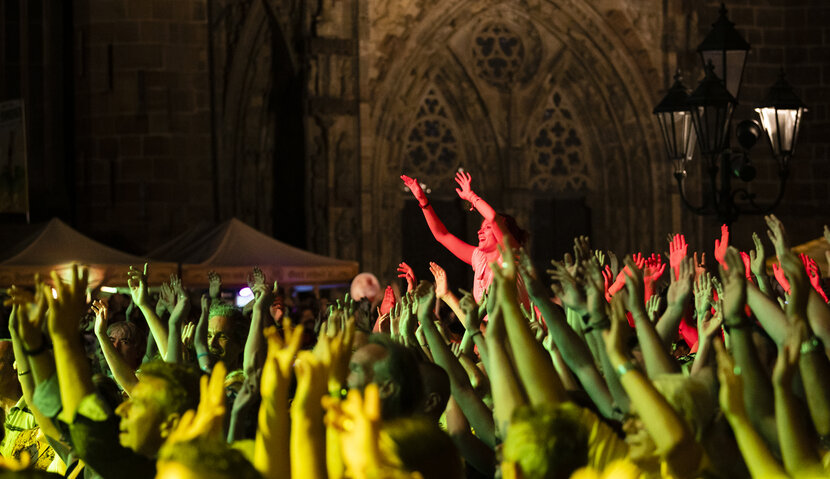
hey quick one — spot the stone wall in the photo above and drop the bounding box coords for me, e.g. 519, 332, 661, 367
72, 0, 212, 252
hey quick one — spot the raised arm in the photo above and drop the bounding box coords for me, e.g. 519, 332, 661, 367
4, 287, 61, 440
429, 262, 466, 322
46, 265, 96, 422
414, 281, 496, 447
255, 321, 303, 479
781, 249, 830, 438
520, 250, 618, 418
194, 294, 212, 372
715, 340, 788, 479
482, 278, 527, 438
459, 290, 489, 366
290, 351, 328, 479
605, 294, 702, 476
127, 263, 169, 358
771, 324, 825, 478
401, 174, 475, 264
655, 257, 694, 347
165, 276, 190, 364
623, 257, 679, 377
454, 170, 496, 222
492, 241, 568, 406
749, 232, 773, 296
92, 300, 139, 393
245, 268, 273, 376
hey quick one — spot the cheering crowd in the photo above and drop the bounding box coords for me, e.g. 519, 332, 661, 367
0, 171, 829, 479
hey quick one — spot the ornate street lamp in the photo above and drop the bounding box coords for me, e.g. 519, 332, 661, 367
653, 72, 697, 178
687, 61, 736, 165
654, 4, 806, 226
755, 70, 808, 172
697, 3, 750, 100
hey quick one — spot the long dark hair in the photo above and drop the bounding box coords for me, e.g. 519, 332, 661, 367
497, 213, 529, 247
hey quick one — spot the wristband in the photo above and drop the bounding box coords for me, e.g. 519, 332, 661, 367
419, 201, 430, 209
17, 370, 31, 376
615, 360, 638, 377
468, 195, 480, 211
801, 336, 822, 355
22, 334, 48, 356
197, 352, 210, 359
469, 330, 483, 339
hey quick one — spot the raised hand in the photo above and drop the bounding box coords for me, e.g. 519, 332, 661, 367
181, 322, 195, 360
772, 262, 791, 294
413, 280, 437, 317
253, 281, 277, 313
208, 271, 222, 299
428, 262, 449, 298
248, 266, 266, 289
719, 247, 747, 323
46, 265, 90, 339
322, 384, 383, 476
631, 252, 646, 270
458, 289, 481, 332
646, 295, 662, 323
91, 299, 109, 338
454, 170, 475, 203
669, 234, 688, 280
401, 174, 428, 205
593, 249, 606, 267
699, 306, 723, 340
378, 285, 395, 316
397, 262, 416, 292
800, 253, 828, 302
5, 277, 48, 351
126, 263, 151, 308
608, 250, 620, 277
781, 251, 809, 319
166, 361, 228, 444
643, 253, 666, 286
749, 232, 767, 278
667, 257, 695, 310
547, 260, 587, 314
157, 281, 176, 315
169, 279, 191, 324
293, 351, 328, 412
622, 256, 646, 313
765, 214, 789, 258
261, 320, 304, 398
314, 315, 355, 394
693, 252, 707, 278
739, 252, 752, 280
581, 258, 609, 319
714, 224, 730, 266
573, 236, 592, 265
693, 271, 714, 320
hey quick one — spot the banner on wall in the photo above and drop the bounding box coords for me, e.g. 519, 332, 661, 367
0, 100, 29, 218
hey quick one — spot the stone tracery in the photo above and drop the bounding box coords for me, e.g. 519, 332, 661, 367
403, 88, 462, 184
529, 91, 590, 193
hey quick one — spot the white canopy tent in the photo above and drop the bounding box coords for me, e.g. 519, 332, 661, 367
148, 218, 359, 287
0, 218, 176, 288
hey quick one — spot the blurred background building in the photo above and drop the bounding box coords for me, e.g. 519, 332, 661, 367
1, 0, 827, 288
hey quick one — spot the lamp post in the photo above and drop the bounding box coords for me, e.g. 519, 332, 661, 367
654, 3, 807, 226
